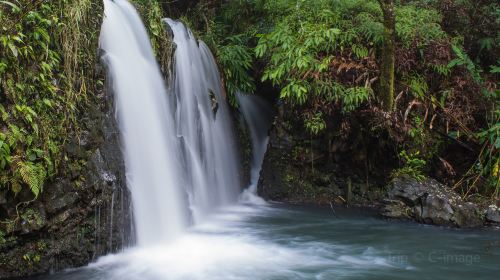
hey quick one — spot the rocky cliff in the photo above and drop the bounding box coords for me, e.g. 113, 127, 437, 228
0, 91, 132, 278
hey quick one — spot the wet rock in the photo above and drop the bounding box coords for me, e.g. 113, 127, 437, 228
453, 202, 483, 228
486, 205, 500, 223
64, 142, 86, 158
78, 130, 92, 148
209, 89, 219, 117
0, 90, 132, 278
419, 194, 454, 226
386, 176, 443, 206
43, 180, 78, 214
20, 206, 47, 233
258, 103, 389, 206
0, 191, 6, 205
88, 149, 110, 188
51, 210, 73, 226
381, 199, 411, 219
382, 176, 484, 228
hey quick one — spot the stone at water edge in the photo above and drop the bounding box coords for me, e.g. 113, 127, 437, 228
382, 176, 484, 228
381, 199, 411, 219
485, 205, 500, 223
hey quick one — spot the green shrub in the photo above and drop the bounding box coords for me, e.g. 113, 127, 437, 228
392, 150, 427, 181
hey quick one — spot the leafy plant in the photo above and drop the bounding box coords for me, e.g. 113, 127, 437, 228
0, 0, 106, 198
0, 230, 5, 245
216, 35, 256, 105
304, 113, 327, 135
0, 132, 12, 170
133, 0, 172, 75
448, 44, 483, 83
16, 161, 46, 197
477, 115, 500, 195
392, 150, 427, 181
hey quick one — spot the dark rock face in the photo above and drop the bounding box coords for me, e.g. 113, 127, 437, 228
258, 105, 390, 206
258, 115, 293, 200
382, 176, 484, 228
0, 96, 132, 279
258, 103, 490, 230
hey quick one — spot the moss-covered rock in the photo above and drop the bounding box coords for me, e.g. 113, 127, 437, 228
0, 90, 132, 279
258, 103, 389, 206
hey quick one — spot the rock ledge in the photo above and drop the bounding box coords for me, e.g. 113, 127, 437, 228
382, 176, 484, 228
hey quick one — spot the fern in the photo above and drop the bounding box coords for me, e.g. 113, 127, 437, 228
396, 5, 445, 47
406, 75, 429, 99
448, 44, 483, 83
17, 161, 46, 197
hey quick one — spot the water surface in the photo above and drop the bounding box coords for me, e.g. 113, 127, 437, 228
31, 204, 500, 280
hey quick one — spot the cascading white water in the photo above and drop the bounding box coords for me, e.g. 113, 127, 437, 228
100, 0, 187, 246
100, 0, 241, 246
237, 93, 274, 203
165, 19, 241, 223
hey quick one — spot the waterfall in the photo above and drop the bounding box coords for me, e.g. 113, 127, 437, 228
237, 93, 274, 204
100, 0, 187, 246
100, 0, 241, 246
165, 19, 241, 223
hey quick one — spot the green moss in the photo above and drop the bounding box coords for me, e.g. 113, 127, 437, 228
0, 0, 171, 210
0, 0, 104, 197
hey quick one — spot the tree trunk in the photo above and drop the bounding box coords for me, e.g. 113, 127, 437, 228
378, 0, 396, 111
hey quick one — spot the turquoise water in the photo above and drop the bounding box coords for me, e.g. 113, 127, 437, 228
30, 203, 500, 280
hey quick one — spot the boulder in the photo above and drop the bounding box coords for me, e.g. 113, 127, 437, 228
382, 176, 484, 228
381, 199, 411, 219
486, 205, 500, 223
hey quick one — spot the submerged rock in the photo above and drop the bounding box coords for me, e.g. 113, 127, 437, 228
382, 176, 484, 228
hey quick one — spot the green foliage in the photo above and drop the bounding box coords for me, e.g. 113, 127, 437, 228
0, 0, 102, 197
183, 0, 450, 131
20, 208, 43, 227
304, 113, 326, 135
255, 1, 377, 109
477, 113, 500, 194
392, 150, 427, 181
0, 132, 12, 170
0, 230, 5, 245
0, 0, 171, 200
406, 74, 429, 99
132, 0, 172, 74
17, 161, 45, 197
446, 44, 499, 194
342, 87, 373, 112
183, 0, 497, 198
431, 0, 498, 68
22, 252, 41, 266
395, 5, 445, 47
252, 0, 443, 110
216, 35, 256, 106
1, 1, 59, 195
448, 44, 483, 83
